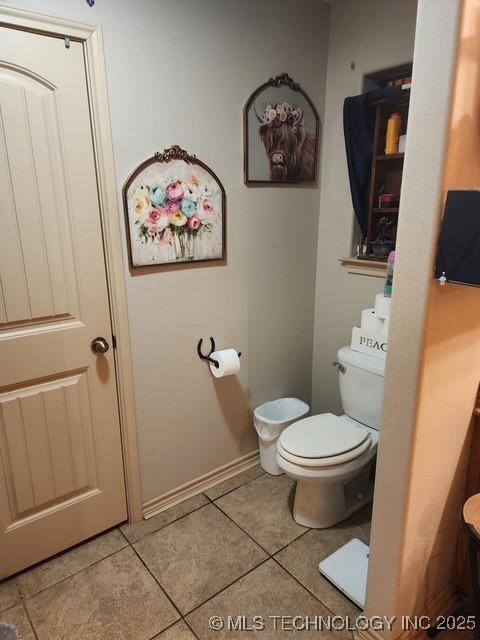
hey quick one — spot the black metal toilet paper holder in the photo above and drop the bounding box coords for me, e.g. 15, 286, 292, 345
197, 337, 241, 369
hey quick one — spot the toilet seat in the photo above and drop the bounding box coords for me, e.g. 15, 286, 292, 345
277, 413, 372, 468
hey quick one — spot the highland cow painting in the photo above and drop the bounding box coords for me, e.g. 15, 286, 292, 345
123, 146, 225, 268
244, 74, 319, 185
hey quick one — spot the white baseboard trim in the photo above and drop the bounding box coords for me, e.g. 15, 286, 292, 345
142, 450, 260, 520
356, 583, 457, 640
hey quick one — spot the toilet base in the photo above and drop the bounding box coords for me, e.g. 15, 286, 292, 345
292, 462, 375, 529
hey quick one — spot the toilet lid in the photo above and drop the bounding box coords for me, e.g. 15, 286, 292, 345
279, 413, 370, 459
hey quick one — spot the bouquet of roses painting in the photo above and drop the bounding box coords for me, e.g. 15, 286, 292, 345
125, 154, 226, 268
131, 174, 217, 254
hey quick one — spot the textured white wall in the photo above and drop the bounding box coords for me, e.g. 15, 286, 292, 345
311, 0, 418, 415
366, 0, 463, 627
8, 0, 330, 503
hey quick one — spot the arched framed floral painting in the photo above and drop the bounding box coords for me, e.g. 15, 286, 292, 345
244, 73, 320, 185
123, 146, 225, 268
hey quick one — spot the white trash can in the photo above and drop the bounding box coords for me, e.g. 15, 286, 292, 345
254, 398, 310, 475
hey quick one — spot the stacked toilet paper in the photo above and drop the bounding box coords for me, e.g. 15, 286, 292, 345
351, 294, 390, 360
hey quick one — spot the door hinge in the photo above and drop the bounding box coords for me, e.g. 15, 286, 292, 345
112, 334, 117, 349
64, 36, 71, 49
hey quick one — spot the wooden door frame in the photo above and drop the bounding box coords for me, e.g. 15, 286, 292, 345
0, 5, 143, 523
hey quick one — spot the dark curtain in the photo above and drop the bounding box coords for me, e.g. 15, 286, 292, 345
343, 87, 403, 237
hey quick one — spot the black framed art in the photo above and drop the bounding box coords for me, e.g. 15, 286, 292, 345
123, 145, 225, 268
244, 73, 320, 185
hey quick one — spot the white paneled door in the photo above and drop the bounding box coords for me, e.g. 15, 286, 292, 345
0, 26, 127, 577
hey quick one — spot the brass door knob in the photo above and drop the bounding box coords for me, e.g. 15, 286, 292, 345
91, 337, 110, 355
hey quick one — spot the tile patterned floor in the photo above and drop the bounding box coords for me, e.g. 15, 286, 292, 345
215, 474, 306, 554
0, 464, 371, 640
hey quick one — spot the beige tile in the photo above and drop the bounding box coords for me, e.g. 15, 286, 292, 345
275, 520, 367, 617
25, 547, 179, 640
215, 474, 307, 554
0, 604, 35, 640
134, 503, 267, 614
187, 559, 348, 639
18, 528, 127, 598
0, 578, 20, 612
121, 494, 209, 543
203, 465, 264, 500
154, 620, 197, 640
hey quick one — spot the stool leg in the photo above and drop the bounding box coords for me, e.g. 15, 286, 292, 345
469, 543, 480, 640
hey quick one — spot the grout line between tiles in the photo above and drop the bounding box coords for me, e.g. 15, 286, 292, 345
122, 500, 210, 545
0, 467, 264, 602
183, 616, 201, 640
2, 473, 370, 638
127, 523, 272, 634
127, 540, 183, 621
21, 598, 39, 640
272, 540, 367, 620
206, 492, 367, 622
125, 498, 275, 623
271, 527, 312, 556
0, 501, 215, 601
123, 465, 265, 545
181, 507, 368, 629
6, 500, 214, 603
208, 499, 273, 556
271, 553, 342, 613
6, 533, 186, 640
130, 502, 273, 620
161, 496, 353, 619
272, 554, 365, 634
3, 506, 266, 635
13, 524, 122, 583
124, 522, 258, 638
144, 616, 201, 640
0, 582, 20, 615
201, 468, 265, 502
181, 556, 272, 619
13, 533, 130, 603
183, 540, 361, 627
208, 495, 310, 558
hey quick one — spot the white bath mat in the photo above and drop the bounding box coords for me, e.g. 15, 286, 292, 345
319, 538, 369, 609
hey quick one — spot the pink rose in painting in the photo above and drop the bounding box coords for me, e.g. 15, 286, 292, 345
202, 199, 214, 214
166, 181, 183, 201
166, 199, 181, 213
197, 197, 215, 219
157, 227, 172, 245
150, 207, 170, 230
187, 215, 201, 231
148, 208, 162, 223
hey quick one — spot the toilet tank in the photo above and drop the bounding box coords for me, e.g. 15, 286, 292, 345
336, 346, 385, 430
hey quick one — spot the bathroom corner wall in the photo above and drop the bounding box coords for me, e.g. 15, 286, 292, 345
366, 0, 480, 630
9, 0, 330, 504
311, 0, 418, 415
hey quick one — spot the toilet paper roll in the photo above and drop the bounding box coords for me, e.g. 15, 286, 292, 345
361, 308, 386, 333
209, 349, 240, 378
374, 293, 392, 319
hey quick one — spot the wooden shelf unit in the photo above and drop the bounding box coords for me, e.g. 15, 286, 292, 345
362, 91, 410, 260
375, 153, 405, 161
372, 207, 399, 214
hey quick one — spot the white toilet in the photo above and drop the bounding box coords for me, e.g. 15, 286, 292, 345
276, 346, 385, 529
